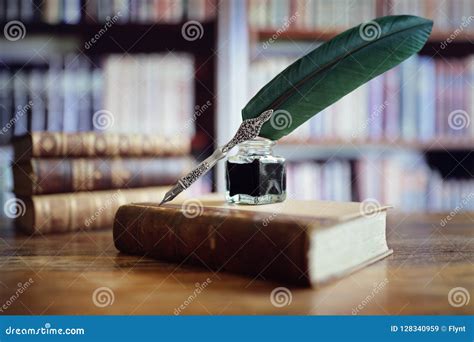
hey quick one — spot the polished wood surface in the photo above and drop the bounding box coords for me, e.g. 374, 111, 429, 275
0, 212, 472, 315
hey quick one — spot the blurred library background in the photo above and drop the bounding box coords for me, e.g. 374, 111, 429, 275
0, 0, 473, 227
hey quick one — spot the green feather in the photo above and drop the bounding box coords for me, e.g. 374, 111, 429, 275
242, 15, 433, 140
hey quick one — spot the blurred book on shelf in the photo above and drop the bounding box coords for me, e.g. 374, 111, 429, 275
286, 156, 474, 212
0, 0, 217, 24
286, 160, 352, 202
103, 54, 195, 136
12, 156, 193, 196
249, 0, 376, 30
0, 56, 102, 143
12, 132, 190, 160
1, 53, 197, 140
356, 155, 474, 212
248, 0, 474, 33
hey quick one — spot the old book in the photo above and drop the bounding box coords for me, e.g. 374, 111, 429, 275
16, 187, 168, 235
13, 157, 191, 196
12, 132, 190, 161
114, 197, 392, 286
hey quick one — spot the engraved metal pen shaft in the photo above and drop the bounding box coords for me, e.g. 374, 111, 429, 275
159, 148, 226, 205
159, 109, 273, 205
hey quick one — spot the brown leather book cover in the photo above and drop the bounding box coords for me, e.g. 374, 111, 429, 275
113, 197, 392, 286
13, 157, 191, 196
12, 132, 190, 161
16, 187, 169, 235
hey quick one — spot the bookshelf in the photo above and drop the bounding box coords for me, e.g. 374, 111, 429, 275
1, 0, 473, 214
0, 0, 219, 218
254, 29, 474, 45
0, 1, 218, 154
215, 0, 474, 213
277, 138, 474, 154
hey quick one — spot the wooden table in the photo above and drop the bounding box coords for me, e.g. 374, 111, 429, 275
0, 212, 472, 315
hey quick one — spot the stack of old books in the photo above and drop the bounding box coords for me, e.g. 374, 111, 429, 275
11, 131, 192, 234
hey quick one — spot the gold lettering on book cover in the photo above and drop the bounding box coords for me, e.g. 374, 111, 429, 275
41, 134, 55, 154
111, 162, 131, 187
119, 135, 129, 155
95, 135, 107, 155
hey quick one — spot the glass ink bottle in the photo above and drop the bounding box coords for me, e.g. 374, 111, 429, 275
225, 137, 286, 205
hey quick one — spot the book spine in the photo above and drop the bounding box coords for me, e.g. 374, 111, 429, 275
113, 204, 310, 285
15, 132, 190, 160
0, 71, 13, 144
16, 187, 169, 234
13, 157, 191, 196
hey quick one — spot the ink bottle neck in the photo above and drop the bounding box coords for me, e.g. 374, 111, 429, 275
237, 137, 275, 157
